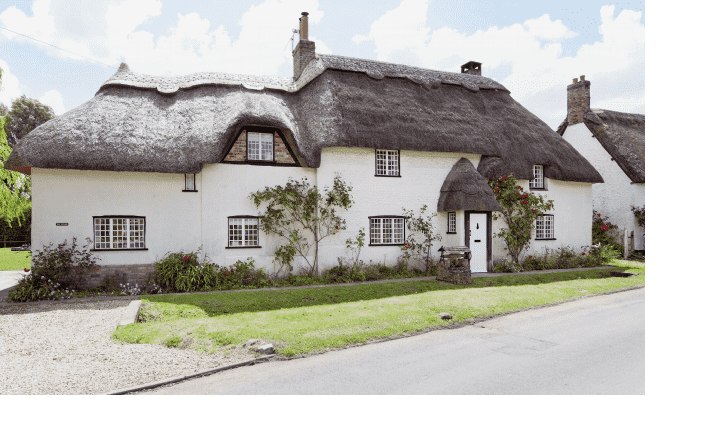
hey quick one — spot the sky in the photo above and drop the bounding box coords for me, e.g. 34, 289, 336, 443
0, 0, 645, 130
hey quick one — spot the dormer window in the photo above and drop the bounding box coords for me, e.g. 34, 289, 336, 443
376, 150, 400, 176
530, 165, 545, 189
248, 132, 274, 161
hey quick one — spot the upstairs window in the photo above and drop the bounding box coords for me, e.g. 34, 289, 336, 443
184, 174, 196, 191
447, 212, 457, 234
369, 216, 405, 245
247, 132, 274, 161
94, 217, 145, 250
530, 165, 545, 189
376, 150, 400, 176
535, 214, 554, 240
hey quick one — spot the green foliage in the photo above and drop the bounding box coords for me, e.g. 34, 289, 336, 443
344, 227, 366, 274
489, 174, 554, 263
7, 237, 99, 302
631, 206, 645, 228
0, 115, 31, 227
3, 95, 55, 148
250, 174, 353, 276
592, 211, 623, 254
0, 205, 30, 244
492, 258, 523, 273
400, 204, 442, 271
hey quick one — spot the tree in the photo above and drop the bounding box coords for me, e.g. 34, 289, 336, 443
0, 115, 31, 227
401, 204, 442, 271
250, 175, 354, 276
489, 174, 554, 263
3, 95, 55, 148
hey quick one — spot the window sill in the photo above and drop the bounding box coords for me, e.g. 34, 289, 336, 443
182, 190, 198, 193
374, 174, 401, 178
369, 243, 404, 247
529, 187, 547, 191
535, 238, 556, 241
91, 248, 149, 252
446, 232, 457, 235
226, 246, 262, 249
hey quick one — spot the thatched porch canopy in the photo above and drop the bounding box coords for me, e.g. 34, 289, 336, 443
6, 55, 603, 184
438, 158, 502, 212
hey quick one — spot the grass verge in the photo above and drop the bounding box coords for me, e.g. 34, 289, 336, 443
112, 260, 644, 356
0, 247, 31, 271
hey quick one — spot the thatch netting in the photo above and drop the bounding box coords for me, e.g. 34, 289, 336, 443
583, 109, 645, 183
7, 55, 603, 184
437, 158, 502, 212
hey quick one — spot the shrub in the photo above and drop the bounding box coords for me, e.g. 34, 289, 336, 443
589, 243, 620, 265
8, 274, 75, 302
592, 211, 623, 254
492, 258, 523, 273
153, 248, 220, 293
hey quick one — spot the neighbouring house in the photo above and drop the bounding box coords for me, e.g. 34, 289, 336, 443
557, 76, 645, 251
6, 13, 603, 284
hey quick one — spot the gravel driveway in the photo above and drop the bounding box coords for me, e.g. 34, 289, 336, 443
0, 299, 255, 395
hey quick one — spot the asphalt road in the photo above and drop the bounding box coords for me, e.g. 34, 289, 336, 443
142, 288, 645, 394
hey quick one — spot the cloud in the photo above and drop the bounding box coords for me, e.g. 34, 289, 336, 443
39, 89, 66, 115
354, 1, 644, 128
0, 0, 329, 76
0, 60, 23, 108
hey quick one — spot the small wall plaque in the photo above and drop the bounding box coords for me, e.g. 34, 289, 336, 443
56, 223, 68, 226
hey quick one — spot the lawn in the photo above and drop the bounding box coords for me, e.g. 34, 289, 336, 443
0, 247, 31, 271
112, 260, 645, 356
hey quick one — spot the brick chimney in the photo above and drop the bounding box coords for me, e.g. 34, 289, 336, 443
461, 61, 482, 76
293, 12, 316, 81
567, 75, 590, 125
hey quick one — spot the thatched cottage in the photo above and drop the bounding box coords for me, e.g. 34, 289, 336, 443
7, 13, 603, 283
557, 76, 645, 252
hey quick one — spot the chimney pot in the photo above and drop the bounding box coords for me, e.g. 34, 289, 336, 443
566, 76, 591, 125
580, 75, 585, 81
573, 78, 578, 83
460, 61, 482, 76
299, 12, 309, 40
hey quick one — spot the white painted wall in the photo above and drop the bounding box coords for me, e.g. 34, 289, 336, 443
200, 163, 316, 275
315, 148, 480, 272
490, 178, 593, 261
563, 123, 645, 250
31, 168, 202, 266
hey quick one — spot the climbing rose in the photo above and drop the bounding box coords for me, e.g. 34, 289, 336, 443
23, 268, 29, 272
597, 214, 601, 217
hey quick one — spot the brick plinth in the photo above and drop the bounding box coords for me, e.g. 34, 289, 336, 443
83, 264, 156, 289
436, 258, 472, 285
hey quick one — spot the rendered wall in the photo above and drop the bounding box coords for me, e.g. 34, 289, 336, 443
315, 148, 480, 272
563, 123, 645, 250
31, 168, 202, 267
490, 178, 593, 261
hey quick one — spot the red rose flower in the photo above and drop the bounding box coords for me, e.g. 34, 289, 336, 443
582, 252, 586, 255
24, 268, 29, 272
597, 214, 601, 217
335, 225, 338, 229
532, 210, 536, 213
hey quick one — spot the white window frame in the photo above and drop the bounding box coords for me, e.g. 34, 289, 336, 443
369, 217, 405, 245
535, 214, 554, 240
530, 164, 545, 189
228, 217, 260, 247
247, 132, 274, 161
184, 173, 196, 191
447, 212, 457, 233
375, 150, 400, 176
94, 217, 145, 250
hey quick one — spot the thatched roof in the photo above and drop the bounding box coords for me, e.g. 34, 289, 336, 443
558, 108, 645, 183
7, 54, 603, 184
437, 158, 502, 212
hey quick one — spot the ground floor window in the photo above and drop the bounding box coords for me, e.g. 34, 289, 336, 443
535, 214, 554, 240
93, 216, 145, 249
447, 211, 456, 233
369, 216, 405, 245
228, 216, 260, 247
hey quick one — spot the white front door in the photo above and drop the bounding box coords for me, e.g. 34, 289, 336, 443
469, 213, 487, 273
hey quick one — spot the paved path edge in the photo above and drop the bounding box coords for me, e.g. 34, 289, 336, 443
104, 354, 276, 395
117, 300, 142, 327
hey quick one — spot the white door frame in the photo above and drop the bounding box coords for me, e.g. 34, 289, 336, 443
465, 211, 491, 273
